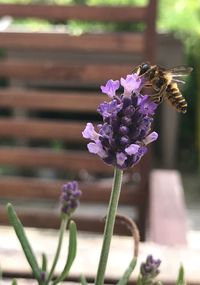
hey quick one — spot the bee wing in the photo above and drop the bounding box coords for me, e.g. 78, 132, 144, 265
168, 66, 193, 77
172, 78, 186, 84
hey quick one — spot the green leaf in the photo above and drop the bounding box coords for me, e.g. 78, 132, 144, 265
11, 279, 18, 285
52, 220, 77, 285
46, 217, 68, 283
176, 265, 186, 285
80, 274, 88, 285
41, 253, 48, 272
6, 203, 41, 282
116, 258, 137, 285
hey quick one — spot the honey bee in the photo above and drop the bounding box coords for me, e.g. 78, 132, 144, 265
133, 62, 193, 113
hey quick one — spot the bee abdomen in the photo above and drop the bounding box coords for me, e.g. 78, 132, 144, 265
166, 84, 187, 113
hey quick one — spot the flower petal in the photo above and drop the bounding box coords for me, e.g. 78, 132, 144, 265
87, 141, 107, 158
143, 131, 158, 145
121, 73, 141, 95
82, 123, 99, 140
116, 152, 127, 166
87, 142, 100, 154
125, 144, 140, 155
101, 79, 120, 98
138, 95, 157, 115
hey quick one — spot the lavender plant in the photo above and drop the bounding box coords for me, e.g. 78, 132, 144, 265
5, 69, 187, 285
82, 73, 158, 285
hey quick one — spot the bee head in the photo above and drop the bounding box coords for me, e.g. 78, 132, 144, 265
140, 62, 151, 75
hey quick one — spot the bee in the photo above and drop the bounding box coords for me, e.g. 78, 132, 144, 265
133, 62, 193, 113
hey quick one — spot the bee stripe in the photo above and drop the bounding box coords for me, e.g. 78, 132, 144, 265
174, 95, 182, 98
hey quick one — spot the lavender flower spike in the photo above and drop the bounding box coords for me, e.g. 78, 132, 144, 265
60, 181, 81, 217
140, 255, 161, 283
83, 71, 158, 170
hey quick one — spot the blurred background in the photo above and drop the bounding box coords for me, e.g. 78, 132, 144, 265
0, 0, 200, 282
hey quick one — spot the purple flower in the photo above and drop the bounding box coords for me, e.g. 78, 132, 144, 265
82, 123, 99, 140
82, 70, 158, 170
121, 73, 141, 96
125, 144, 140, 155
97, 99, 122, 119
140, 255, 161, 282
87, 141, 107, 158
101, 79, 120, 98
143, 131, 158, 145
139, 95, 157, 115
60, 181, 81, 216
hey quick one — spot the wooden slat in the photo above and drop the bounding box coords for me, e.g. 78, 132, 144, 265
0, 176, 141, 205
0, 118, 86, 141
0, 4, 147, 22
0, 88, 105, 112
145, 0, 157, 61
0, 147, 142, 174
0, 207, 133, 235
0, 32, 144, 53
0, 147, 113, 173
0, 59, 132, 83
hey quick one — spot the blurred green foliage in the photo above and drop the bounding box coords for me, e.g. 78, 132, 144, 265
158, 0, 200, 55
157, 0, 200, 171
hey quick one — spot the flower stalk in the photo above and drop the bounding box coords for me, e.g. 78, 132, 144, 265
95, 167, 123, 285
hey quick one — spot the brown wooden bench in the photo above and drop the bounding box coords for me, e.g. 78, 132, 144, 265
0, 0, 158, 241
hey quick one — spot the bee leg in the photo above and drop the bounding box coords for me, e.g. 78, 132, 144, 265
141, 65, 157, 78
150, 83, 167, 104
150, 93, 163, 104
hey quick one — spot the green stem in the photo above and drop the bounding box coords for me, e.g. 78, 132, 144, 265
95, 167, 123, 285
46, 217, 68, 284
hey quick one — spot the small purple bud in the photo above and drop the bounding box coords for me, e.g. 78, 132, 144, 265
121, 116, 132, 126
116, 152, 127, 167
140, 254, 161, 280
40, 271, 46, 282
120, 136, 129, 146
124, 105, 135, 117
60, 181, 82, 216
119, 126, 129, 135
